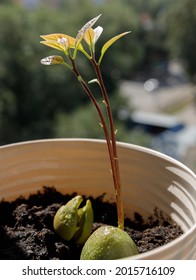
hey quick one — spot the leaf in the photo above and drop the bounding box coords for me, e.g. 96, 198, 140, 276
75, 14, 101, 46
88, 78, 100, 85
93, 26, 103, 43
40, 40, 68, 52
84, 26, 103, 46
40, 33, 84, 52
98, 31, 131, 64
40, 55, 64, 65
41, 33, 76, 47
84, 28, 95, 46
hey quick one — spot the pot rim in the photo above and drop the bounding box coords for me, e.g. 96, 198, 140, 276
1, 137, 196, 177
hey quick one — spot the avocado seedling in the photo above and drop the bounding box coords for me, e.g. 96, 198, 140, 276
41, 15, 138, 259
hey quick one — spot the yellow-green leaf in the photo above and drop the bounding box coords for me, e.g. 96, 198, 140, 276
40, 33, 85, 53
98, 31, 131, 64
84, 28, 95, 46
40, 55, 64, 65
40, 33, 76, 47
40, 40, 68, 52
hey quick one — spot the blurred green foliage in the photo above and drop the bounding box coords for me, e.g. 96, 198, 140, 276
0, 0, 195, 145
165, 0, 196, 83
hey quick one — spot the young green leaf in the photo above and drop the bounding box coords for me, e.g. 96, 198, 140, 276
40, 55, 65, 65
98, 31, 131, 65
40, 40, 68, 53
41, 34, 76, 48
73, 15, 102, 59
88, 78, 100, 85
75, 14, 102, 45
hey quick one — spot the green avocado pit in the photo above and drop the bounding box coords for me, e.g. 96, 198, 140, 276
80, 225, 139, 260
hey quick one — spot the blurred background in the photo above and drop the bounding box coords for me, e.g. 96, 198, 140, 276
0, 0, 196, 172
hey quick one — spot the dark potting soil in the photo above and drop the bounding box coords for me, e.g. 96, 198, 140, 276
0, 186, 183, 260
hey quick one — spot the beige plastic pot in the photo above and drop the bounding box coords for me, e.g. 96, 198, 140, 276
0, 138, 195, 259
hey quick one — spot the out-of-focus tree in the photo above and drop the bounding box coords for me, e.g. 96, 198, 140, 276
165, 0, 196, 83
1, 1, 173, 145
0, 4, 139, 144
0, 0, 12, 4
0, 6, 85, 144
54, 91, 130, 141
127, 0, 171, 82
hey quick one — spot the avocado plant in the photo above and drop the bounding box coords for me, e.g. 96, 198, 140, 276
40, 15, 138, 259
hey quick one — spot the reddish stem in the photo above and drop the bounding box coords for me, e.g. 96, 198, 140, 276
70, 57, 124, 230
91, 59, 124, 230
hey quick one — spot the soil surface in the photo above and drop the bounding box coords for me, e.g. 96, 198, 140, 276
0, 186, 183, 259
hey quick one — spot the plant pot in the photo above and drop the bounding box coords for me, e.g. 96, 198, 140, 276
0, 138, 195, 259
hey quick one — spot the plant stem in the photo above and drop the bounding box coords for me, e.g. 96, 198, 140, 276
70, 57, 124, 230
70, 58, 120, 229
91, 58, 124, 230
